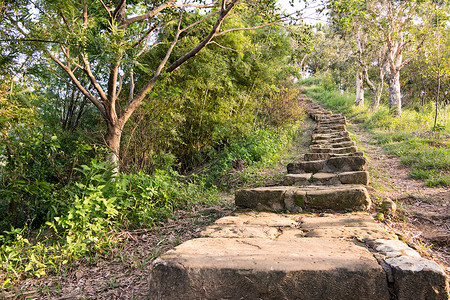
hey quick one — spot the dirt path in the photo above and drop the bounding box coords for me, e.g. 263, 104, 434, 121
349, 123, 450, 273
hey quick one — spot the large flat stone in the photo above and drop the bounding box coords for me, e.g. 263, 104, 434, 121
311, 172, 341, 185
149, 238, 390, 300
299, 213, 377, 228
287, 156, 367, 174
325, 156, 367, 172
302, 185, 371, 210
284, 173, 312, 185
214, 212, 298, 227
235, 185, 371, 211
200, 225, 280, 238
339, 171, 370, 185
235, 186, 293, 212
309, 145, 358, 154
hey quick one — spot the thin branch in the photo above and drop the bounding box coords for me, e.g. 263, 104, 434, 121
208, 40, 240, 52
154, 7, 185, 76
99, 0, 112, 19
0, 38, 62, 44
120, 0, 239, 126
82, 0, 88, 28
80, 53, 108, 101
125, 0, 176, 25
173, 2, 218, 9
46, 50, 107, 119
214, 16, 303, 36
132, 23, 161, 48
181, 10, 219, 33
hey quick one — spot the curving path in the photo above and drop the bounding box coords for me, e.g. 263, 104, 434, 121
149, 97, 449, 300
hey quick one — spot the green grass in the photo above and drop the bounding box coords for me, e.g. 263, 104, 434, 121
302, 77, 450, 187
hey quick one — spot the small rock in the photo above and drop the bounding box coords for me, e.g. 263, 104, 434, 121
381, 198, 397, 215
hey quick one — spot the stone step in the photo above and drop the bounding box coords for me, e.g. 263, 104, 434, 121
313, 132, 350, 140
151, 212, 448, 299
303, 152, 364, 161
287, 156, 367, 174
309, 145, 358, 154
150, 237, 390, 300
235, 185, 371, 211
284, 171, 370, 186
318, 118, 347, 125
311, 136, 353, 144
310, 140, 356, 148
314, 128, 348, 134
316, 124, 346, 131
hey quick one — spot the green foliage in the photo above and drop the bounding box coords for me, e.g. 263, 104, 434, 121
204, 121, 303, 190
0, 159, 222, 282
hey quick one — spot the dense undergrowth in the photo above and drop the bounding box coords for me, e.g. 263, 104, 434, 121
302, 76, 450, 187
0, 116, 304, 286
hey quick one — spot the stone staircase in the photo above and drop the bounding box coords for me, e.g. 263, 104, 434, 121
149, 97, 449, 300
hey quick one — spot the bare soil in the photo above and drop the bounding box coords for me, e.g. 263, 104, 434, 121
350, 123, 450, 274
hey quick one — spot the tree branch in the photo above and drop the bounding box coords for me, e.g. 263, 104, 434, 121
125, 0, 176, 25
120, 0, 239, 126
46, 50, 107, 119
99, 0, 112, 19
80, 53, 108, 101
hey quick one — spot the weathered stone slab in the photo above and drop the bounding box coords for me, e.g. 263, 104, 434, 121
236, 186, 371, 211
215, 212, 298, 227
330, 140, 356, 148
371, 239, 421, 258
311, 137, 353, 145
312, 131, 350, 140
303, 227, 395, 240
317, 124, 346, 131
200, 224, 280, 238
385, 257, 449, 300
150, 238, 390, 300
311, 172, 341, 185
325, 156, 367, 172
235, 186, 294, 211
287, 156, 367, 174
304, 153, 330, 161
302, 185, 371, 210
339, 171, 370, 185
314, 128, 348, 134
309, 145, 358, 154
304, 152, 364, 161
299, 213, 377, 228
284, 173, 312, 185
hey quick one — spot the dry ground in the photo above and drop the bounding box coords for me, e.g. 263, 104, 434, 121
350, 123, 450, 274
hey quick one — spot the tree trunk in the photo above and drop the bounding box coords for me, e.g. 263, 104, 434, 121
369, 82, 383, 111
105, 122, 122, 174
355, 72, 364, 106
387, 70, 402, 117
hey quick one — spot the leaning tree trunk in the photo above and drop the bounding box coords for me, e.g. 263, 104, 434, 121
387, 70, 402, 117
355, 71, 365, 106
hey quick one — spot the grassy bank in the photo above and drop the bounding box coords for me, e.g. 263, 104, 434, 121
302, 80, 450, 187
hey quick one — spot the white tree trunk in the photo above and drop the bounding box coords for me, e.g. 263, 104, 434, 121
355, 72, 364, 106
387, 70, 402, 117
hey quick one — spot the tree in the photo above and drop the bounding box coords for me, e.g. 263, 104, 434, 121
2, 0, 304, 173
329, 0, 434, 117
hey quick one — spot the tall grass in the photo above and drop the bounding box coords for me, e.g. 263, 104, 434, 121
302, 77, 450, 187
